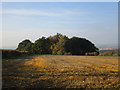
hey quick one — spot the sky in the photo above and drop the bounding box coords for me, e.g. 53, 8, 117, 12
1, 2, 118, 49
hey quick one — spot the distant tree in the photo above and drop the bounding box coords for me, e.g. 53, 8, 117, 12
65, 37, 99, 55
17, 39, 33, 52
51, 35, 69, 55
48, 33, 63, 44
33, 37, 51, 54
99, 51, 118, 56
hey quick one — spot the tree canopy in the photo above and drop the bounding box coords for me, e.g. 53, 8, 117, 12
33, 37, 51, 54
17, 33, 99, 55
65, 37, 99, 55
16, 39, 33, 52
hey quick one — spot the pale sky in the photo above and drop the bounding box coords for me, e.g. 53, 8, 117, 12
1, 2, 118, 49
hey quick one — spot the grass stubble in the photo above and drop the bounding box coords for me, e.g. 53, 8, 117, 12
2, 55, 120, 88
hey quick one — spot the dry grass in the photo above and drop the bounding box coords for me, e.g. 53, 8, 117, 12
2, 55, 119, 88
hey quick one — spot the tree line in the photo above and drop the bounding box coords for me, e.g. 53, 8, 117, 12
17, 33, 99, 55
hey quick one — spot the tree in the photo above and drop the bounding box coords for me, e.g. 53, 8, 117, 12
16, 33, 99, 55
65, 37, 99, 55
48, 33, 63, 44
33, 37, 51, 54
17, 39, 33, 52
50, 35, 69, 55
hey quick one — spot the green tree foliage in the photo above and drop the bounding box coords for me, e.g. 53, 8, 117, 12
17, 39, 33, 52
33, 37, 51, 54
48, 33, 63, 44
17, 33, 99, 55
50, 35, 69, 55
65, 37, 99, 55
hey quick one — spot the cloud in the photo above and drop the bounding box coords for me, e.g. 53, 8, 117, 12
1, 9, 79, 17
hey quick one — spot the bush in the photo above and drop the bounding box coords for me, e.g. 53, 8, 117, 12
64, 52, 72, 55
85, 52, 99, 56
99, 51, 118, 56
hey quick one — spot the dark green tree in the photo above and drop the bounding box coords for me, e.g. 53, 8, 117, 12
65, 37, 99, 55
33, 37, 51, 54
17, 39, 33, 52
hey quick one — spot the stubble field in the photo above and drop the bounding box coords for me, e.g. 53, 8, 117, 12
2, 55, 119, 88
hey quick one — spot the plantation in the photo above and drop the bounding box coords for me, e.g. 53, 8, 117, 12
2, 55, 119, 88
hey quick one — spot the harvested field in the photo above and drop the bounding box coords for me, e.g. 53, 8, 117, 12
2, 55, 119, 88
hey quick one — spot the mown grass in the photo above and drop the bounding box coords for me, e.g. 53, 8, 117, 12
2, 55, 119, 89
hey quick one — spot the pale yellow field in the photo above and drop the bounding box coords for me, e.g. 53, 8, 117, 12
2, 55, 119, 88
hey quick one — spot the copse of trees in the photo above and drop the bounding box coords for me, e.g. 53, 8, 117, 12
17, 33, 99, 55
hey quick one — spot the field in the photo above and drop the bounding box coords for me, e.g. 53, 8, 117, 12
2, 55, 119, 88
1, 49, 30, 59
